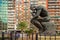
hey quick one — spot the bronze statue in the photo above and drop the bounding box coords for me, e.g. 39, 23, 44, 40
30, 5, 56, 35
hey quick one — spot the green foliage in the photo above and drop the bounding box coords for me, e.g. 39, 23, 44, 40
17, 21, 28, 31
25, 28, 34, 35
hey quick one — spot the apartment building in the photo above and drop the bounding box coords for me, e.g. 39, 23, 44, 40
0, 0, 8, 30
16, 0, 31, 28
46, 0, 60, 32
7, 0, 17, 30
0, 0, 17, 30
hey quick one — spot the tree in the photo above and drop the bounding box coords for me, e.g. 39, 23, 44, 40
17, 21, 28, 32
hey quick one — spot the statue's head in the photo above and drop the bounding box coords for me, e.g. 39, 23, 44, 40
30, 5, 48, 17
30, 5, 38, 14
30, 5, 37, 11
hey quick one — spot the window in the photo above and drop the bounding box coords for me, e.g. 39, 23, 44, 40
48, 2, 56, 4
49, 0, 57, 1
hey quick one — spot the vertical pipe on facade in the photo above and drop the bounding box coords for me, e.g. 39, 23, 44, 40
46, 0, 48, 9
7, 0, 9, 30
7, 0, 8, 30
14, 0, 17, 30
15, 0, 16, 21
18, 4, 20, 21
13, 0, 15, 22
18, 1, 20, 21
22, 0, 24, 21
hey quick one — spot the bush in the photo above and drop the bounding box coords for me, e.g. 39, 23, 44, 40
17, 21, 28, 32
25, 29, 34, 35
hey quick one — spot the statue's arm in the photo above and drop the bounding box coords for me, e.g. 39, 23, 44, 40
38, 6, 50, 21
44, 8, 50, 20
34, 10, 41, 18
42, 7, 50, 21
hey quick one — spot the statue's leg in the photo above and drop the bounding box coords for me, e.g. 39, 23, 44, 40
37, 19, 47, 32
40, 22, 56, 36
31, 18, 43, 32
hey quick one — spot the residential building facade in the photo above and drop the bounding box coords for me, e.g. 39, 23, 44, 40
0, 0, 17, 30
8, 0, 17, 30
46, 0, 60, 32
16, 0, 31, 28
0, 0, 8, 30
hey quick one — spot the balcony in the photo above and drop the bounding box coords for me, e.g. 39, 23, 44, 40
48, 4, 60, 6
48, 1, 59, 2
